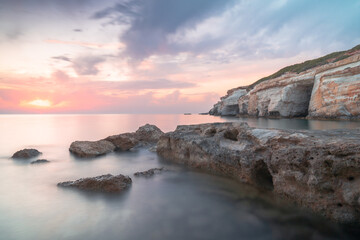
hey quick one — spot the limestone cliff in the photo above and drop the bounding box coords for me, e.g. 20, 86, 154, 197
209, 44, 360, 119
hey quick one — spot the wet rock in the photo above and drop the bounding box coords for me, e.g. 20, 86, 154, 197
105, 133, 138, 151
31, 159, 50, 164
134, 167, 166, 177
157, 122, 360, 224
69, 140, 115, 158
12, 148, 41, 159
57, 174, 132, 193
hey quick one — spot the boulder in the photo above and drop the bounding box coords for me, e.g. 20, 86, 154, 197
31, 159, 50, 164
135, 124, 164, 143
134, 167, 166, 177
105, 133, 138, 151
57, 174, 132, 193
12, 148, 41, 159
157, 122, 360, 224
69, 140, 115, 158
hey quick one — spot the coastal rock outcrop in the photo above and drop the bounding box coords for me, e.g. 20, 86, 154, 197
209, 45, 360, 119
57, 174, 132, 193
70, 124, 164, 158
12, 148, 41, 159
157, 122, 360, 224
69, 140, 116, 158
308, 58, 360, 119
209, 88, 247, 116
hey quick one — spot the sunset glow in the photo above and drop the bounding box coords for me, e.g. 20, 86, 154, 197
27, 99, 52, 108
0, 0, 359, 114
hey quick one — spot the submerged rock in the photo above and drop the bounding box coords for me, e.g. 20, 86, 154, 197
12, 148, 41, 159
69, 140, 115, 158
31, 159, 50, 164
157, 122, 360, 224
134, 167, 166, 177
58, 174, 132, 193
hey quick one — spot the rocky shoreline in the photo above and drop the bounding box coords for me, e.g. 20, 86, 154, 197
14, 121, 358, 225
157, 122, 360, 225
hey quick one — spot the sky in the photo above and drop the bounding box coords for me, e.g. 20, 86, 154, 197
0, 0, 360, 114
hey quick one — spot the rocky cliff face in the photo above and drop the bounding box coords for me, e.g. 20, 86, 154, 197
209, 88, 247, 116
209, 47, 360, 119
157, 122, 360, 224
308, 55, 360, 119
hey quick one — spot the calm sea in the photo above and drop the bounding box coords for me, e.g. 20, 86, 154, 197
0, 114, 359, 240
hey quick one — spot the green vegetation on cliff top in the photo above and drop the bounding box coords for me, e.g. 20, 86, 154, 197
247, 44, 360, 90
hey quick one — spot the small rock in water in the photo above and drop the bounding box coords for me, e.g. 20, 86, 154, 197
12, 148, 41, 159
57, 174, 132, 193
31, 159, 50, 164
69, 140, 116, 158
134, 167, 166, 177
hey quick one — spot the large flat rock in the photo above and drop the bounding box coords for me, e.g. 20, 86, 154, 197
157, 122, 360, 224
69, 140, 116, 158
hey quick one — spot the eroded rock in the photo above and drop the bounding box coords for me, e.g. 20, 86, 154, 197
157, 122, 360, 224
210, 48, 360, 119
57, 174, 132, 193
69, 140, 116, 158
209, 88, 247, 116
308, 61, 360, 119
12, 148, 41, 159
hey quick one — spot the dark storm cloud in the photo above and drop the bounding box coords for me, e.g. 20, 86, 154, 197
92, 0, 235, 60
91, 0, 360, 62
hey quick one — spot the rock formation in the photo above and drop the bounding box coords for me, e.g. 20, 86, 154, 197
209, 88, 247, 116
58, 174, 132, 193
70, 124, 164, 158
308, 58, 360, 119
209, 44, 360, 119
157, 122, 360, 224
12, 148, 41, 159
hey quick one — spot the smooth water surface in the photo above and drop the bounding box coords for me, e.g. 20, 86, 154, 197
0, 114, 359, 240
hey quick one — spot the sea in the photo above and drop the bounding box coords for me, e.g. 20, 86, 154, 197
1, 114, 360, 240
